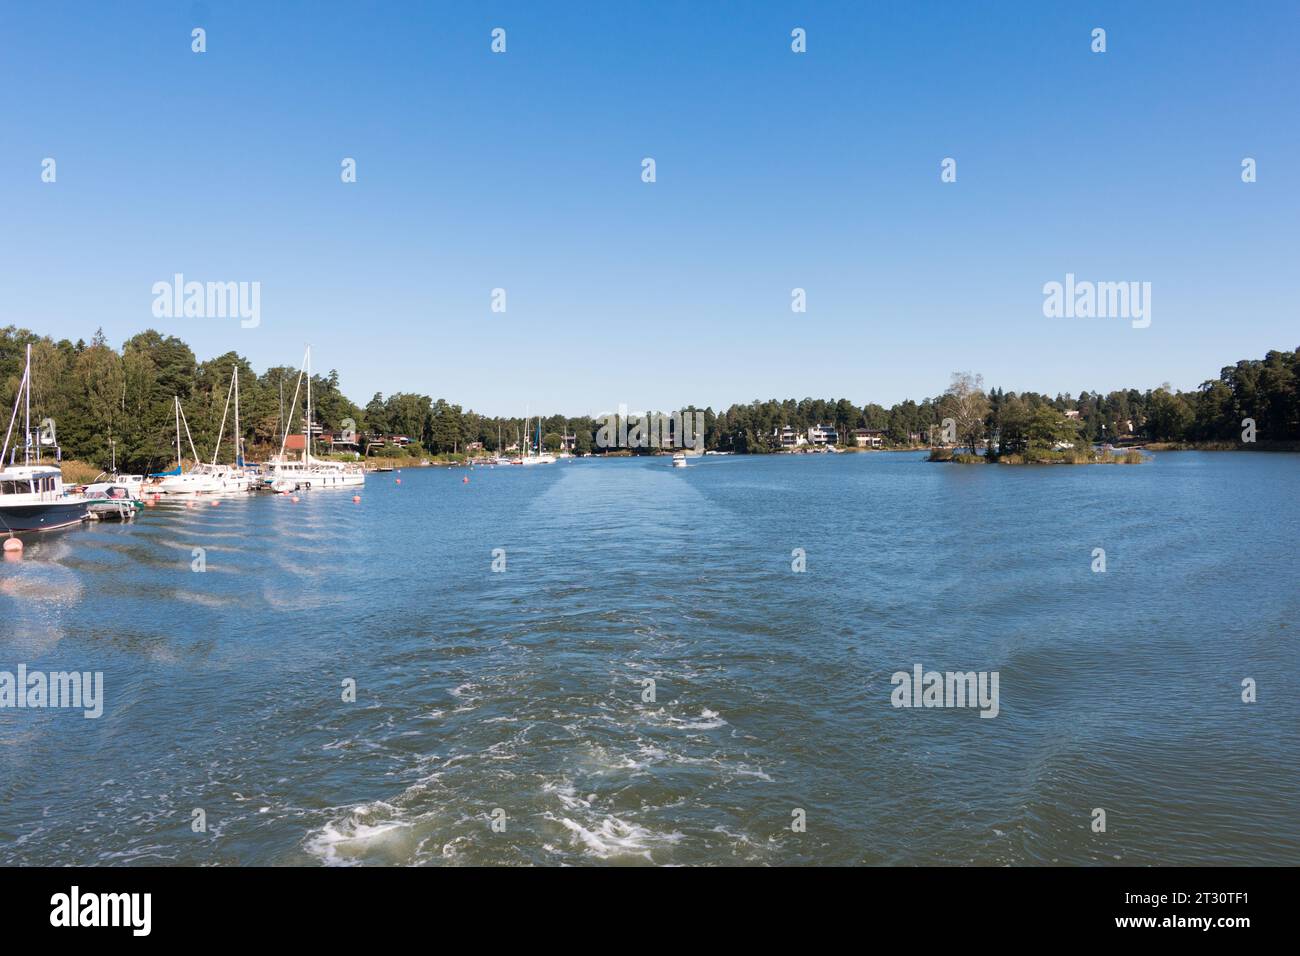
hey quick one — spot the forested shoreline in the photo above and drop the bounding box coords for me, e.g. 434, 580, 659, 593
1, 326, 1296, 472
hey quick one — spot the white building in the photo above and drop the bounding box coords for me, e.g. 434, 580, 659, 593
808, 424, 838, 446
774, 426, 806, 448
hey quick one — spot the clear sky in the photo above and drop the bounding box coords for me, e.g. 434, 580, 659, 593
2, 1, 1296, 416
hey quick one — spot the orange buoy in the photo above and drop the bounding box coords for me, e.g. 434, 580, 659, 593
395, 478, 401, 485
290, 495, 300, 503
3, 537, 22, 554
352, 495, 361, 503
209, 499, 220, 507
462, 476, 469, 483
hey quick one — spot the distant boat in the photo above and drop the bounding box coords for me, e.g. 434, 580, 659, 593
0, 345, 91, 532
672, 452, 688, 468
519, 410, 556, 465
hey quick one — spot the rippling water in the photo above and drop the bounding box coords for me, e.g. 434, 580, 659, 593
1, 452, 1296, 865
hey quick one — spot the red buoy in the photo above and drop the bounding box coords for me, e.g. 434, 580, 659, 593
352, 495, 361, 503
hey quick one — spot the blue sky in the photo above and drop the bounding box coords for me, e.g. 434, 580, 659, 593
2, 1, 1296, 415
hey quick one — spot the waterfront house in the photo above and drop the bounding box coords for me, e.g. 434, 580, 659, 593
808, 424, 839, 446
773, 425, 805, 449
323, 430, 361, 454
851, 428, 886, 448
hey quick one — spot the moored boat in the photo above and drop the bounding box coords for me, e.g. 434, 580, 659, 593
83, 484, 143, 521
0, 346, 90, 533
261, 347, 365, 492
0, 465, 91, 532
84, 474, 145, 499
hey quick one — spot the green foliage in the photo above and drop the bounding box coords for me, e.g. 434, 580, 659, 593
1, 327, 361, 473
3, 326, 1294, 472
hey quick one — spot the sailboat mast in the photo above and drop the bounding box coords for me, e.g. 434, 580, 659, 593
0, 358, 29, 466
212, 369, 235, 466
305, 347, 312, 463
234, 367, 241, 466
24, 344, 31, 465
274, 350, 307, 463
175, 397, 182, 468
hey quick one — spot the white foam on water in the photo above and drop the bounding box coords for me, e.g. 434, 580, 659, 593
640, 707, 727, 731
555, 815, 684, 861
303, 801, 414, 865
543, 782, 683, 862
172, 590, 235, 607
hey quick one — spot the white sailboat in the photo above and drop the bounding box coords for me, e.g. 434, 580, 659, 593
190, 365, 255, 494
518, 409, 556, 466
261, 346, 365, 492
145, 397, 228, 497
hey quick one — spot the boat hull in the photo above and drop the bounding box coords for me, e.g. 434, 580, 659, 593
146, 472, 255, 497
264, 471, 365, 492
0, 501, 89, 532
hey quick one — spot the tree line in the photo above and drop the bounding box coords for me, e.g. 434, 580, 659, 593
1, 326, 1295, 472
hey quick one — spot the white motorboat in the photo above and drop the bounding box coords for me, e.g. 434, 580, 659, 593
83, 473, 145, 499
0, 346, 90, 532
